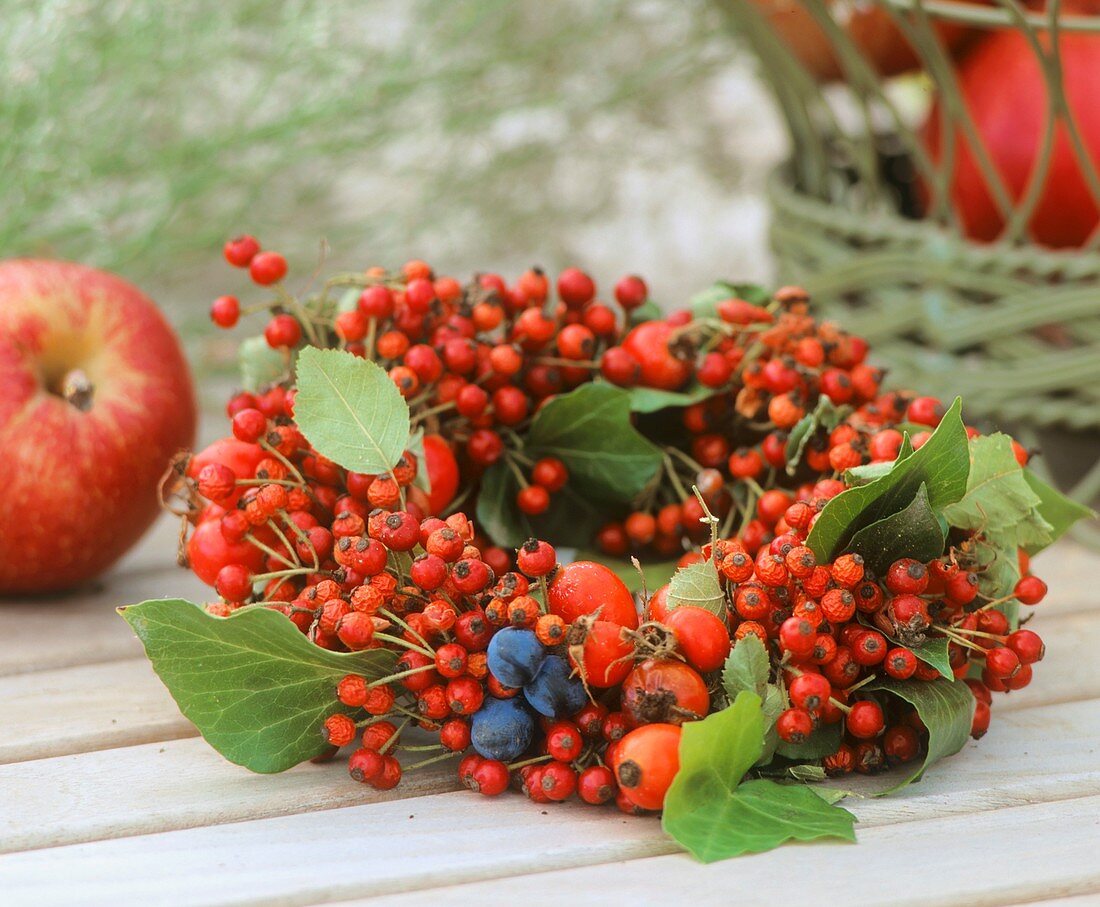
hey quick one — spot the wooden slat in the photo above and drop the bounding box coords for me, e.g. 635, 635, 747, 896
0, 516, 207, 677
0, 737, 460, 855
3, 783, 1098, 907
0, 693, 1097, 857
0, 659, 195, 765
371, 795, 1100, 907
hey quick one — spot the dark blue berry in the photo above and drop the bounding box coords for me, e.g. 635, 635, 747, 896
523, 654, 586, 719
470, 695, 535, 762
486, 627, 546, 687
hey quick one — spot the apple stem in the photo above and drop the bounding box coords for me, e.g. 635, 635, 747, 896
60, 369, 94, 412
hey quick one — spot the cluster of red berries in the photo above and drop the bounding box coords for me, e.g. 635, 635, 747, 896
698, 512, 1047, 772
175, 238, 1054, 816
209, 236, 664, 519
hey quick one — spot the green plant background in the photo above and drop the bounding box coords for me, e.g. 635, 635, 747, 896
3, 0, 782, 371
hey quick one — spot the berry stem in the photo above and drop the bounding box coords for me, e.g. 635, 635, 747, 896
507, 753, 554, 770
374, 632, 435, 658
403, 751, 459, 772
369, 664, 437, 688
691, 484, 720, 555
379, 608, 434, 652
243, 532, 298, 570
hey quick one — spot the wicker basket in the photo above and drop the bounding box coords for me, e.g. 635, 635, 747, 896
719, 0, 1100, 531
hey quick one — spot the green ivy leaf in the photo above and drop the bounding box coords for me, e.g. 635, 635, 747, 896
668, 559, 725, 615
807, 397, 969, 564
119, 600, 396, 773
844, 435, 915, 487
574, 549, 678, 595
775, 721, 844, 762
238, 335, 289, 393
942, 434, 1053, 552
526, 384, 662, 504
663, 693, 856, 863
862, 677, 975, 794
476, 461, 603, 549
294, 347, 410, 475
846, 483, 945, 576
627, 383, 717, 414
1022, 469, 1095, 555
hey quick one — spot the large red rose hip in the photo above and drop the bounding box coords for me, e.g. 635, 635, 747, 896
0, 260, 196, 594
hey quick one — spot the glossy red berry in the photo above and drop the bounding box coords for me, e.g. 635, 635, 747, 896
886, 558, 929, 595
516, 485, 551, 515
557, 267, 596, 308
789, 672, 831, 714
516, 539, 557, 577
264, 314, 302, 349
847, 700, 885, 739
531, 457, 568, 493
664, 606, 731, 673
613, 274, 647, 310
471, 759, 510, 796
210, 295, 241, 328
224, 234, 260, 267
777, 707, 814, 744
1014, 575, 1048, 606
577, 765, 617, 805
250, 250, 288, 285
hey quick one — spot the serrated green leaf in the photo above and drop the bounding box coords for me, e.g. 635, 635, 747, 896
807, 398, 969, 563
294, 347, 410, 475
406, 427, 432, 496
336, 287, 361, 312
627, 383, 717, 414
526, 384, 662, 504
238, 335, 289, 393
942, 434, 1053, 552
972, 534, 1022, 627
759, 684, 785, 764
785, 397, 850, 475
775, 720, 843, 761
668, 559, 725, 614
689, 280, 740, 319
630, 300, 663, 323
847, 483, 945, 576
863, 677, 975, 794
476, 460, 603, 549
119, 600, 396, 773
1022, 469, 1095, 555
722, 634, 771, 700
689, 280, 771, 319
788, 764, 828, 783
574, 549, 678, 595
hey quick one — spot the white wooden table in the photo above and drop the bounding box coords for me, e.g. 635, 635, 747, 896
2, 515, 1099, 907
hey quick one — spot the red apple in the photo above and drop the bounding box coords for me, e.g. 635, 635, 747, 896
0, 260, 197, 594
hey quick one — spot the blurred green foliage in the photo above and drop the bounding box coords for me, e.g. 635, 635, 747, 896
2, 0, 741, 334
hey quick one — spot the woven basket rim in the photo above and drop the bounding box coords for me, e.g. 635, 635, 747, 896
767, 164, 1100, 272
